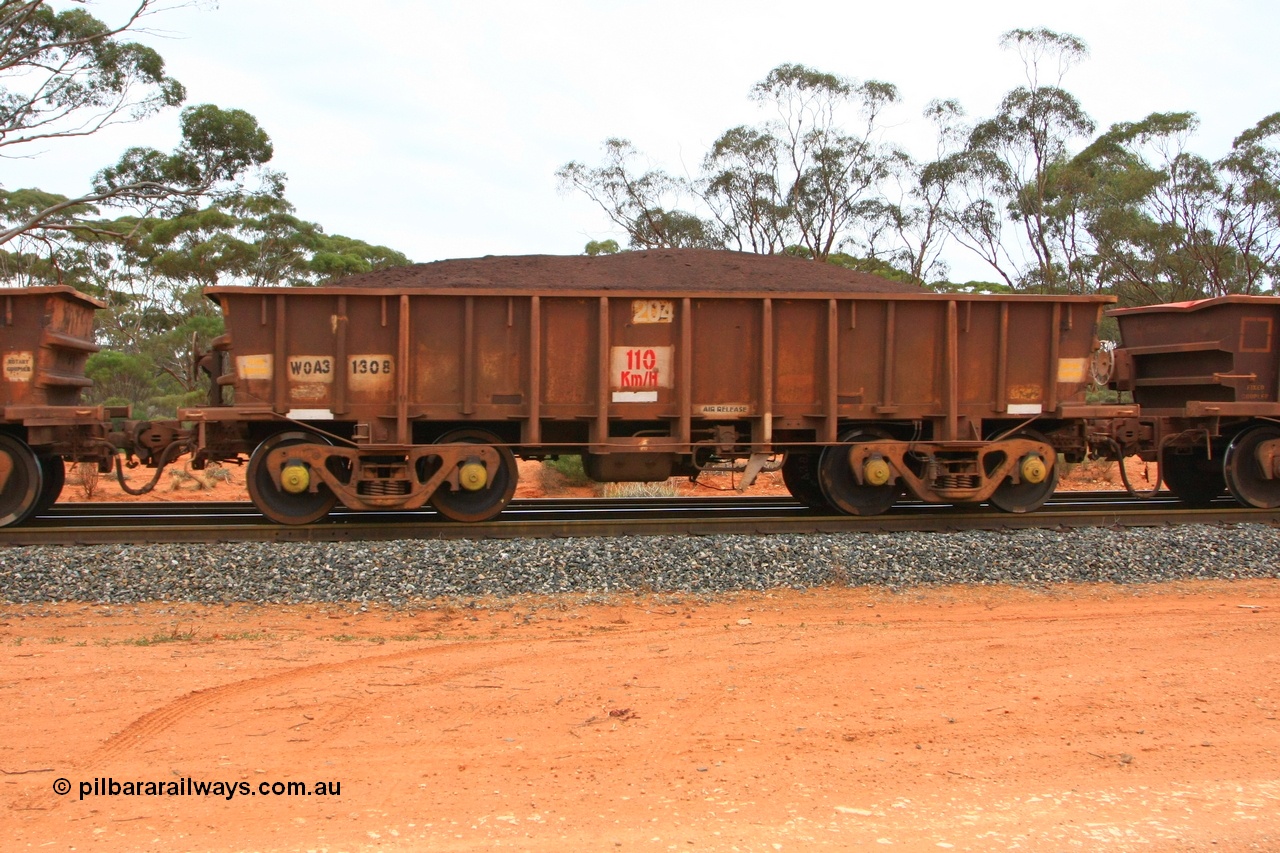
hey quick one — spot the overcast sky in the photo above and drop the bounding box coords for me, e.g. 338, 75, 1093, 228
9, 1, 1279, 281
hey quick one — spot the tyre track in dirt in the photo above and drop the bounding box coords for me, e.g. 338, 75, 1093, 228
72, 613, 705, 770
68, 592, 1280, 770
7, 584, 1280, 851
80, 642, 529, 768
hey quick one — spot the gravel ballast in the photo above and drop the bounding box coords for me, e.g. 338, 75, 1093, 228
1, 525, 1278, 605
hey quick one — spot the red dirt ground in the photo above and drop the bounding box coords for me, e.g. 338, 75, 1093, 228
3, 582, 1277, 851
16, 457, 1272, 851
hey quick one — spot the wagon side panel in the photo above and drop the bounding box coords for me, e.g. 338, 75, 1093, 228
1112, 297, 1280, 412
771, 299, 823, 413
0, 288, 103, 412
410, 295, 464, 419
689, 298, 760, 418
540, 296, 597, 415
471, 295, 530, 421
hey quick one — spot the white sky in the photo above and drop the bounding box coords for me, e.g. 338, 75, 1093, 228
8, 0, 1279, 281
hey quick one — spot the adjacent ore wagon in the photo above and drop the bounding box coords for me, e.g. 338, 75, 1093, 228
0, 287, 120, 525
177, 251, 1114, 524
1104, 295, 1280, 508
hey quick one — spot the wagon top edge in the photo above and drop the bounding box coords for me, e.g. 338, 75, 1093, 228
0, 285, 106, 309
1107, 294, 1280, 316
203, 285, 1116, 305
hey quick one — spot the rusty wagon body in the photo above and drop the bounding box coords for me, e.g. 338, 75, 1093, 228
1104, 295, 1280, 508
0, 287, 119, 525
175, 255, 1113, 523
7, 256, 1280, 529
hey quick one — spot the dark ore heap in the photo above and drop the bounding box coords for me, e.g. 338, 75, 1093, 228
333, 249, 923, 294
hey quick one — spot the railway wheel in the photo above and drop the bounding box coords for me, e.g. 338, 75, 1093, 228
0, 434, 43, 527
1223, 424, 1280, 509
817, 430, 899, 516
429, 429, 518, 523
988, 430, 1059, 514
781, 452, 830, 511
33, 454, 66, 516
1161, 447, 1225, 508
247, 431, 338, 525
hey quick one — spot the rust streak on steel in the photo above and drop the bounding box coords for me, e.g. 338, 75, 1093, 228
826, 298, 838, 444
946, 299, 959, 442
1048, 302, 1061, 415
398, 293, 410, 444
679, 297, 692, 446
881, 301, 896, 412
761, 297, 773, 446
528, 296, 541, 444
996, 302, 1009, 413
596, 295, 609, 449
334, 295, 349, 416
273, 294, 287, 414
462, 295, 475, 416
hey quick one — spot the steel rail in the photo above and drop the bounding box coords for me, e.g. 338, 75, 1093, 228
0, 492, 1275, 546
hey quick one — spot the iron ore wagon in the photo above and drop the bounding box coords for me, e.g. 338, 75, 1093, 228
1104, 295, 1280, 508
172, 251, 1114, 524
0, 287, 121, 525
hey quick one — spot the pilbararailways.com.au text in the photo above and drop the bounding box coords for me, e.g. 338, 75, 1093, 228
57, 777, 341, 801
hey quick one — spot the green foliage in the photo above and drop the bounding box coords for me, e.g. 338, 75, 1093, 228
947, 28, 1097, 293
560, 27, 1280, 302
0, 2, 274, 247
584, 239, 620, 255
58, 189, 410, 415
926, 279, 1017, 294
90, 104, 273, 210
556, 138, 708, 250
1056, 109, 1280, 303
0, 2, 185, 143
825, 252, 921, 284
84, 351, 159, 411
560, 63, 904, 262
541, 455, 589, 486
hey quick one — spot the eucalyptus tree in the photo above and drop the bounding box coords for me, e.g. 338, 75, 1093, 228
872, 98, 970, 283
948, 28, 1096, 292
706, 64, 902, 261
1217, 112, 1280, 293
0, 2, 407, 415
0, 1, 274, 249
561, 64, 903, 263
0, 1, 182, 157
701, 123, 789, 254
62, 190, 410, 415
555, 138, 714, 250
1066, 110, 1280, 304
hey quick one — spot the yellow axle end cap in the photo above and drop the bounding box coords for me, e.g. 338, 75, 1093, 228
863, 457, 892, 487
1020, 454, 1047, 485
459, 461, 488, 491
280, 463, 310, 494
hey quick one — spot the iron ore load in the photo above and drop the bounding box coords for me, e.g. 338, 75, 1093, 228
1, 249, 1278, 528
177, 250, 1110, 523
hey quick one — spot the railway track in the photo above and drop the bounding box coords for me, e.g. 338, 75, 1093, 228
2, 491, 1276, 546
